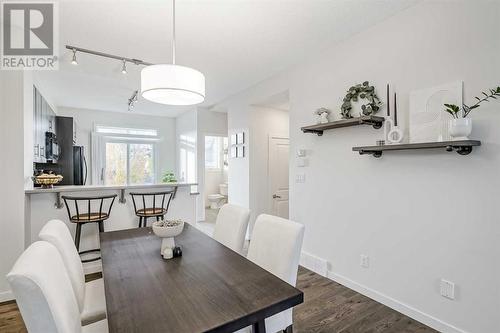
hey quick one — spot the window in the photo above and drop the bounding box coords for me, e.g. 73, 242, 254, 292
94, 125, 158, 186
205, 136, 221, 169
179, 134, 196, 183
105, 141, 155, 185
96, 125, 158, 137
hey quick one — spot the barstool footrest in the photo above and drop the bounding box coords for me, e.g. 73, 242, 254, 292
79, 249, 101, 263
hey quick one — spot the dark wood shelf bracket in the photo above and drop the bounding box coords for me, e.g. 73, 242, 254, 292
445, 145, 474, 155
357, 150, 383, 158
301, 128, 325, 136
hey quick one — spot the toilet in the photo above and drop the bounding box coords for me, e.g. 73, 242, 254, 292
207, 183, 228, 209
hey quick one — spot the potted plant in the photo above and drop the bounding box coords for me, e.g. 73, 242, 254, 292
162, 171, 177, 183
444, 86, 500, 140
314, 107, 331, 124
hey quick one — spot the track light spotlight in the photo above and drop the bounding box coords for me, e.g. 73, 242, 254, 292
121, 59, 127, 74
128, 90, 138, 111
71, 48, 78, 65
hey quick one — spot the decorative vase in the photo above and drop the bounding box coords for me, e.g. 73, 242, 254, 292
449, 118, 472, 140
318, 112, 329, 124
152, 220, 184, 259
384, 117, 403, 144
315, 108, 331, 124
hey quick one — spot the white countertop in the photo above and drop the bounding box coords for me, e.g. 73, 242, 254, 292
25, 182, 197, 194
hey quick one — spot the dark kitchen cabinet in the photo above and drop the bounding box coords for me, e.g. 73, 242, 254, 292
33, 86, 56, 163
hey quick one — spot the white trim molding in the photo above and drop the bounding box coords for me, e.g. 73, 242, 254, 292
300, 251, 328, 277
300, 251, 470, 333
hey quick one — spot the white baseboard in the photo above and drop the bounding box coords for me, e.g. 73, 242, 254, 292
0, 290, 14, 303
300, 251, 328, 277
300, 251, 469, 333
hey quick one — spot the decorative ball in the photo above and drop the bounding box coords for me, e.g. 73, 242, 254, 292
173, 246, 183, 258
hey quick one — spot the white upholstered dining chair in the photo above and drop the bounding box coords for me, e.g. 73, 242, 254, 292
245, 214, 305, 333
213, 204, 251, 254
39, 219, 106, 325
6, 241, 108, 333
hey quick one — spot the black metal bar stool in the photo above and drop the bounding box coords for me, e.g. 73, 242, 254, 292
130, 191, 174, 227
62, 194, 117, 262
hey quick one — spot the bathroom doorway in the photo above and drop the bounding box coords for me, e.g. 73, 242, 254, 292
201, 135, 228, 231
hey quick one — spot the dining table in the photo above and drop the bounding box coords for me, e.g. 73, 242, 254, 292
100, 223, 304, 333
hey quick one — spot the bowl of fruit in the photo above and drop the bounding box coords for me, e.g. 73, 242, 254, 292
33, 172, 63, 188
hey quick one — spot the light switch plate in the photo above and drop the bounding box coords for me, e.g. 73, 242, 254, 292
360, 255, 369, 268
295, 173, 305, 183
440, 279, 455, 300
296, 158, 306, 167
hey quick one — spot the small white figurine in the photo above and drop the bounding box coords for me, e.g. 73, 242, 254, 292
315, 108, 331, 124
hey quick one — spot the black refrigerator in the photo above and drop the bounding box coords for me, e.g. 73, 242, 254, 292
73, 146, 87, 185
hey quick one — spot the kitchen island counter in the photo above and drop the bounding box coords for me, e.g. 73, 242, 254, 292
25, 182, 197, 194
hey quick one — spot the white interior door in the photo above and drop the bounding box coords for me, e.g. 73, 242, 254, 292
269, 136, 289, 219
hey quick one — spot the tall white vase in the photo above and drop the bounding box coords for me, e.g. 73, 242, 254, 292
384, 117, 403, 144
449, 118, 472, 140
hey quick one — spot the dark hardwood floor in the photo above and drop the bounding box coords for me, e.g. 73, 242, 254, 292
294, 267, 438, 333
0, 269, 438, 333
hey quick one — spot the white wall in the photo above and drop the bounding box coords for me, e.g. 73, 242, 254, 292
0, 71, 26, 301
176, 109, 197, 183
175, 109, 228, 220
57, 107, 176, 184
222, 75, 291, 212
214, 2, 500, 332
249, 107, 289, 232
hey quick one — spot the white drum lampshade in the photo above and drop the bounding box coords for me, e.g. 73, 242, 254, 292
141, 64, 205, 106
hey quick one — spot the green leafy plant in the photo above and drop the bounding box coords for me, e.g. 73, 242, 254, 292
162, 171, 177, 183
444, 86, 500, 119
340, 81, 381, 119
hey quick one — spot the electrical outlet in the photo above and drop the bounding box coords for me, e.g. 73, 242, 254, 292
440, 279, 455, 300
296, 158, 306, 167
295, 173, 305, 183
360, 255, 369, 268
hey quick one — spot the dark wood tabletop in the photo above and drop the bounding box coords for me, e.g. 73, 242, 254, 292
100, 224, 303, 333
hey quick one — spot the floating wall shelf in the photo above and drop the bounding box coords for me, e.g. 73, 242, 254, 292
301, 116, 385, 136
352, 140, 481, 158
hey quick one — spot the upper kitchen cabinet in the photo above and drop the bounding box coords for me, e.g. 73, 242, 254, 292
33, 86, 56, 163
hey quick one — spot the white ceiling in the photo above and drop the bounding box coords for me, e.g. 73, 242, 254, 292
37, 0, 418, 117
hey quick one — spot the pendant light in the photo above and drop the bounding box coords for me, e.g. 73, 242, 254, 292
141, 0, 205, 106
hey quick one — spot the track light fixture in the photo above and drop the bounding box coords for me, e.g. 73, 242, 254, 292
71, 48, 78, 65
128, 90, 139, 112
65, 45, 156, 78
121, 59, 127, 74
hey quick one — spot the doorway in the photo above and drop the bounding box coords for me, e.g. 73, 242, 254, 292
198, 135, 228, 235
268, 136, 289, 219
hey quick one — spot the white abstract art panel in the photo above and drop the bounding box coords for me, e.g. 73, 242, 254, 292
409, 81, 463, 143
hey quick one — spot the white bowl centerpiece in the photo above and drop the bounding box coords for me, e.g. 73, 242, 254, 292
152, 219, 185, 259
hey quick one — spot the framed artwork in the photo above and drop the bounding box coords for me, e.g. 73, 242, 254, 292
236, 132, 245, 144
230, 146, 237, 158
236, 146, 245, 158
230, 134, 237, 146
409, 81, 463, 143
